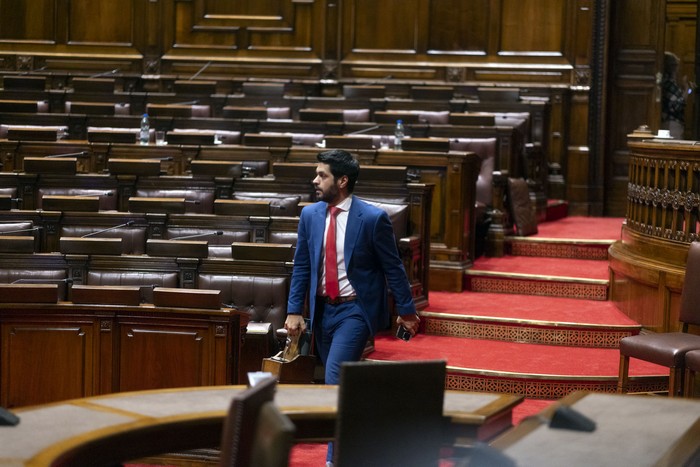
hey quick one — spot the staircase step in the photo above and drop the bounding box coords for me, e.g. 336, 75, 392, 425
506, 237, 613, 260
421, 292, 640, 347
466, 256, 609, 300
371, 334, 667, 399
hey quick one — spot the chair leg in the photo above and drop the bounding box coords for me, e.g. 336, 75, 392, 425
617, 354, 630, 394
684, 368, 696, 397
670, 367, 683, 397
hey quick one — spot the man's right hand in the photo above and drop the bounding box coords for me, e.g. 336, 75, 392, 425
284, 314, 306, 337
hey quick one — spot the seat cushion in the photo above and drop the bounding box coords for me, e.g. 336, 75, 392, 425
620, 332, 700, 367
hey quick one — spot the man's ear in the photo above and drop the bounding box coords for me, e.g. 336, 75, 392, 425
338, 175, 349, 189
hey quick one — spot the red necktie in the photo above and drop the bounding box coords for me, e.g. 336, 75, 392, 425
325, 206, 341, 299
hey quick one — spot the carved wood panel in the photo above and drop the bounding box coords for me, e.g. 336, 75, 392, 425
117, 321, 212, 392
1, 322, 95, 407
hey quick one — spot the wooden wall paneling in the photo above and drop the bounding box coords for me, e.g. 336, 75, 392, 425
664, 0, 697, 140
164, 0, 324, 79
1, 316, 99, 407
499, 0, 568, 56
572, 0, 594, 85
604, 0, 666, 217
116, 318, 212, 392
427, 0, 489, 56
566, 88, 590, 214
0, 0, 56, 42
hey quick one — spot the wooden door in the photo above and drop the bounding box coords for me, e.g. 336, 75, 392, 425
604, 0, 667, 216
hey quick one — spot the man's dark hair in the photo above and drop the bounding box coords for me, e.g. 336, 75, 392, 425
317, 149, 360, 193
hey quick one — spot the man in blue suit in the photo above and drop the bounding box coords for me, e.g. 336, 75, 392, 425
285, 150, 420, 463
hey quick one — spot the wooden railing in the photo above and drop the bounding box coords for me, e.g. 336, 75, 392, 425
609, 137, 700, 333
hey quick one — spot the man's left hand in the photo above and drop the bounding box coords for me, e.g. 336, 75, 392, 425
397, 313, 420, 337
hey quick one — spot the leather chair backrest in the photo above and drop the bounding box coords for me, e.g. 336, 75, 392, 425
87, 271, 178, 303
268, 231, 298, 246
356, 197, 409, 239
60, 225, 147, 254
38, 188, 118, 211
680, 242, 700, 326
417, 110, 449, 124
198, 274, 288, 331
267, 107, 291, 119
260, 132, 324, 147
0, 269, 68, 298
234, 193, 302, 216
136, 188, 215, 214
449, 138, 497, 208
343, 109, 370, 122
0, 221, 32, 233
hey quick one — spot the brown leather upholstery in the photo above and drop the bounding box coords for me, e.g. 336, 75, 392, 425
449, 137, 497, 214
357, 197, 409, 240
342, 109, 370, 122
507, 177, 537, 236
164, 227, 250, 258
136, 188, 214, 214
198, 274, 288, 333
38, 188, 118, 211
87, 271, 178, 303
61, 225, 147, 254
619, 241, 700, 397
259, 131, 324, 147
234, 193, 302, 216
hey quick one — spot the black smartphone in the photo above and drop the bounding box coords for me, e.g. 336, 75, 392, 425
396, 325, 411, 341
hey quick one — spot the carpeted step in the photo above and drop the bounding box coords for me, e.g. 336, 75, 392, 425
506, 216, 624, 260
370, 333, 668, 399
506, 237, 613, 260
465, 256, 609, 300
421, 291, 640, 347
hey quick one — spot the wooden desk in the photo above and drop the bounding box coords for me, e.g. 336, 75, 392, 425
0, 385, 522, 467
491, 391, 700, 466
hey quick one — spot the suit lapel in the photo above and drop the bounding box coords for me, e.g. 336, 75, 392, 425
344, 198, 364, 268
312, 202, 327, 271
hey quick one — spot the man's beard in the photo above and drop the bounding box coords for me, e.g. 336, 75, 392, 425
316, 184, 339, 204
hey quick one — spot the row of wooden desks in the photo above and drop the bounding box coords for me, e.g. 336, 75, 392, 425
0, 385, 522, 466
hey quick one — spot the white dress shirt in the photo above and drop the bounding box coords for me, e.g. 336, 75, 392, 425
320, 195, 356, 297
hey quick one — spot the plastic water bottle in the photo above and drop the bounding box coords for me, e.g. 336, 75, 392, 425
139, 113, 150, 145
394, 119, 404, 150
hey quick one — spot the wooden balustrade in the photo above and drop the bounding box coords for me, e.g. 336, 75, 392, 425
609, 138, 700, 333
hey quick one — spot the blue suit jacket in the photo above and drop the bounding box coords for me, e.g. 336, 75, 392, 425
287, 196, 416, 335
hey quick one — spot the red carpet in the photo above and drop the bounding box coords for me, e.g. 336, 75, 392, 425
424, 290, 636, 325
534, 216, 624, 239
370, 333, 664, 376
471, 255, 610, 279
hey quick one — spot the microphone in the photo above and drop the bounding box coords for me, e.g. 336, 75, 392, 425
0, 227, 41, 235
11, 278, 73, 285
185, 199, 201, 205
190, 61, 212, 80
89, 68, 119, 79
81, 221, 135, 238
170, 100, 200, 106
45, 151, 89, 158
346, 125, 381, 136
19, 65, 48, 76
169, 231, 223, 240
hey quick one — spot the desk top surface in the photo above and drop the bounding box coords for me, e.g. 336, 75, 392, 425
0, 384, 521, 466
492, 391, 700, 467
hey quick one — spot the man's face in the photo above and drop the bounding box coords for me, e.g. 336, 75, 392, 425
314, 162, 343, 204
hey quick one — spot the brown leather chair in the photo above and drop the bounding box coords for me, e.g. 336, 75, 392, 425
618, 241, 700, 397
219, 376, 295, 467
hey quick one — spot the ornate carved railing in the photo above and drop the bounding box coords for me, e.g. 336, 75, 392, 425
626, 139, 700, 243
